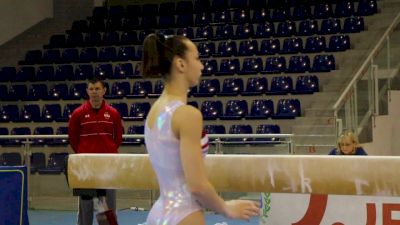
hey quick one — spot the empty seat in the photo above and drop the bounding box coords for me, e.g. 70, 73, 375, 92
216, 40, 237, 57
0, 105, 19, 122
95, 64, 113, 79
193, 79, 220, 97
19, 104, 41, 122
36, 66, 54, 81
319, 18, 341, 34
0, 128, 8, 145
273, 99, 301, 119
176, 27, 194, 39
195, 12, 212, 26
220, 100, 248, 120
297, 20, 319, 36
1, 153, 22, 166
42, 104, 62, 122
30, 152, 46, 174
79, 47, 98, 63
235, 23, 254, 39
21, 50, 42, 65
304, 36, 327, 53
107, 81, 130, 99
48, 84, 69, 100
343, 16, 365, 33
114, 63, 133, 78
6, 127, 31, 145
252, 9, 270, 24
142, 3, 158, 16
218, 78, 243, 96
287, 55, 310, 73
263, 56, 286, 74
259, 39, 280, 55
14, 66, 35, 82
84, 32, 102, 47
128, 81, 152, 98
120, 31, 139, 45
198, 42, 216, 58
195, 26, 213, 40
102, 31, 120, 46
201, 100, 223, 120
271, 7, 290, 22
38, 152, 69, 174
211, 0, 229, 12
328, 35, 351, 52
216, 58, 240, 75
246, 99, 274, 119
255, 124, 281, 143
357, 0, 378, 16
54, 65, 74, 81
201, 59, 218, 76
117, 46, 136, 61
66, 32, 85, 47
335, 1, 355, 17
108, 5, 125, 19
292, 5, 311, 21
214, 11, 231, 24
8, 84, 28, 101
158, 15, 175, 28
88, 18, 106, 32
124, 102, 151, 121
49, 127, 69, 146
32, 127, 54, 145
148, 80, 164, 98
0, 85, 7, 101
233, 9, 251, 24
238, 40, 258, 56
194, 0, 211, 13
110, 103, 129, 118
27, 84, 48, 101
312, 54, 336, 72
292, 75, 319, 94
240, 57, 263, 74
214, 25, 234, 41
267, 76, 293, 95
313, 3, 333, 19
141, 16, 157, 29
68, 83, 87, 100
105, 18, 123, 31
282, 37, 303, 54
61, 104, 81, 122
204, 125, 225, 142
176, 1, 193, 14
98, 47, 117, 62
276, 21, 296, 37
227, 124, 253, 143
124, 125, 144, 145
242, 77, 268, 96
61, 48, 79, 63
0, 66, 16, 82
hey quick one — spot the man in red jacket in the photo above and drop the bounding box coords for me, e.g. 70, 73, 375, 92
68, 77, 123, 225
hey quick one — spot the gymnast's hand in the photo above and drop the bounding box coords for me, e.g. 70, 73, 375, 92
223, 200, 260, 221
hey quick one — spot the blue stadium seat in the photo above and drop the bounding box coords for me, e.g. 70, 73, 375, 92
122, 17, 140, 31
357, 0, 378, 16
114, 63, 133, 78
231, 0, 247, 8
240, 57, 263, 75
88, 18, 106, 32
159, 15, 176, 28
128, 80, 152, 98
32, 127, 54, 145
176, 27, 194, 39
249, 0, 267, 9
27, 84, 48, 101
255, 124, 281, 143
188, 86, 198, 97
198, 42, 216, 58
216, 58, 240, 75
233, 9, 251, 24
201, 100, 223, 120
220, 100, 248, 120
227, 124, 253, 143
292, 5, 311, 21
124, 102, 151, 121
267, 76, 293, 95
313, 3, 333, 19
1, 153, 22, 166
287, 55, 310, 73
242, 77, 268, 96
0, 85, 7, 101
252, 8, 270, 23
282, 37, 303, 54
42, 104, 62, 122
66, 32, 85, 47
218, 78, 243, 96
259, 38, 280, 55
108, 5, 125, 19
106, 81, 130, 99
335, 1, 355, 17
5, 127, 31, 145
319, 18, 342, 34
194, 0, 211, 13
238, 40, 258, 56
273, 99, 301, 119
36, 66, 54, 81
246, 99, 274, 119
141, 16, 157, 29
195, 12, 212, 26
255, 21, 275, 38
203, 125, 225, 141
276, 21, 296, 37
49, 127, 69, 146
105, 18, 123, 32
60, 104, 80, 122
211, 0, 229, 12
0, 66, 16, 82
148, 80, 164, 98
92, 6, 107, 19
54, 65, 74, 81
193, 79, 220, 97
38, 152, 69, 174
48, 84, 69, 100
312, 54, 336, 72
271, 7, 290, 22
235, 23, 254, 39
15, 66, 35, 82
176, 14, 194, 27
98, 47, 117, 62
304, 36, 327, 53
125, 5, 141, 17
0, 105, 19, 122
110, 103, 129, 118
61, 48, 79, 63
214, 25, 234, 41
176, 1, 193, 14
142, 3, 158, 16
74, 64, 94, 80
30, 152, 46, 174
263, 56, 286, 74
123, 125, 144, 145
120, 31, 139, 45
21, 50, 42, 65
201, 59, 218, 76
9, 84, 28, 101
102, 31, 120, 46
195, 26, 213, 40
44, 34, 66, 49
343, 16, 365, 33
19, 104, 41, 122
297, 20, 319, 36
84, 32, 102, 47
95, 63, 113, 79
79, 47, 98, 63
327, 35, 351, 52
216, 40, 237, 57
292, 75, 320, 94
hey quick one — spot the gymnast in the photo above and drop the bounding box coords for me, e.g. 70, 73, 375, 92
142, 33, 260, 225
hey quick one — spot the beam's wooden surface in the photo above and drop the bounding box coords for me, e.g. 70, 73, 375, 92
67, 154, 400, 196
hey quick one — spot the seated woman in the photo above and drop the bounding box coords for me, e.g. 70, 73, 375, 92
329, 130, 367, 155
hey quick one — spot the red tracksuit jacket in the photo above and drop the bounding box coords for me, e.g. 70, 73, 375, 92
68, 100, 123, 154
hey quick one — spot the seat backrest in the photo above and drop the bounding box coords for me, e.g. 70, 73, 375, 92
1, 153, 22, 166
250, 99, 274, 118
20, 104, 41, 122
42, 104, 62, 121
201, 100, 223, 119
111, 103, 129, 117
225, 100, 248, 117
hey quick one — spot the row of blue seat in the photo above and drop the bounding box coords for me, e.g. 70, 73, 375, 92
21, 35, 348, 65
0, 127, 68, 146
44, 17, 364, 49
87, 0, 377, 21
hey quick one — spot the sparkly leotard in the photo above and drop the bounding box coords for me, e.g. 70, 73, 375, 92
144, 101, 208, 225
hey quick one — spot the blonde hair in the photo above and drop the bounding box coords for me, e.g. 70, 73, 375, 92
336, 130, 362, 155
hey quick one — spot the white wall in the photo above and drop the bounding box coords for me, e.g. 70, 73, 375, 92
0, 0, 53, 45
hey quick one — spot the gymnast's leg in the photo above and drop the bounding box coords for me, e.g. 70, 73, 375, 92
77, 196, 94, 225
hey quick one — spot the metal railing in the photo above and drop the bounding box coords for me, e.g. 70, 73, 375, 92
333, 11, 400, 139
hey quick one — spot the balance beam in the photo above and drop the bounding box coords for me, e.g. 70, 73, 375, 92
67, 154, 400, 196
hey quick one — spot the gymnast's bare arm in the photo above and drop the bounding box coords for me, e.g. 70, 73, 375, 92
172, 105, 260, 221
